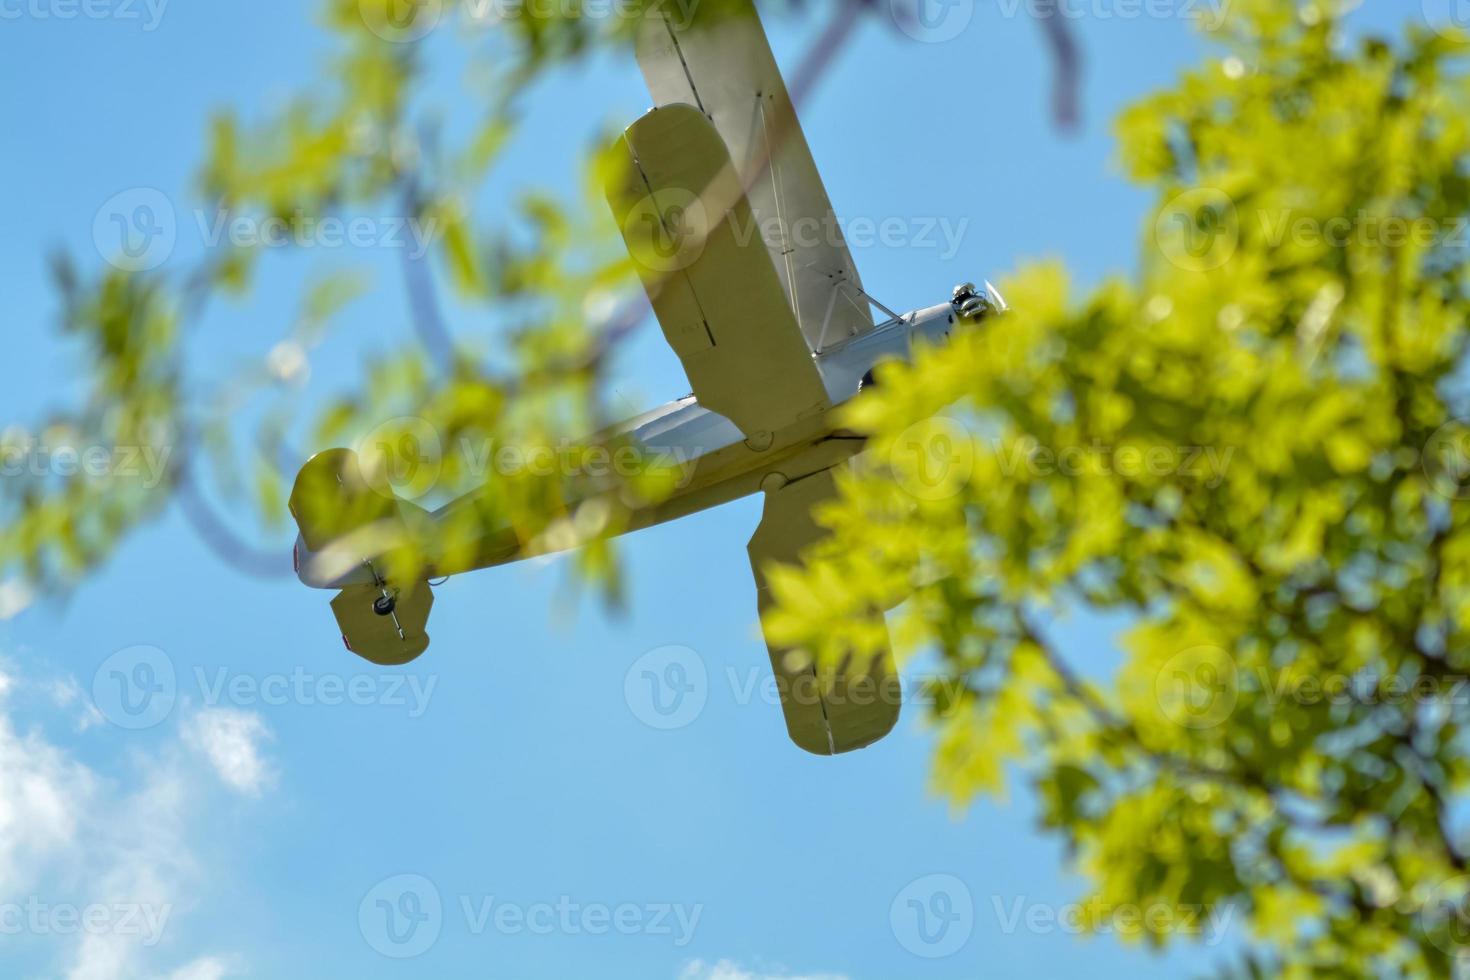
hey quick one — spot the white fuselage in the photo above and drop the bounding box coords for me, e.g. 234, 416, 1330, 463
296, 301, 958, 589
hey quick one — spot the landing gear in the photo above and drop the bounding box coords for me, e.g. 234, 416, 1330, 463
372, 592, 397, 617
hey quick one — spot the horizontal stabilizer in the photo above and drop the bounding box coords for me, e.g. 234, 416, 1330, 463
291, 448, 436, 664
331, 581, 433, 666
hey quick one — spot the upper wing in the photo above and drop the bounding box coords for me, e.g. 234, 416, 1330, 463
747, 465, 900, 754
606, 102, 831, 440
635, 0, 873, 351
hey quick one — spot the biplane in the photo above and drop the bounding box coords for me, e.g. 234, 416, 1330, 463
289, 0, 1005, 755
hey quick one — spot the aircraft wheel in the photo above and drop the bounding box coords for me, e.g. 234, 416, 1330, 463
372, 593, 397, 617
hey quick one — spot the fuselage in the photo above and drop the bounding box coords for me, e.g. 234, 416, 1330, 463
295, 300, 960, 589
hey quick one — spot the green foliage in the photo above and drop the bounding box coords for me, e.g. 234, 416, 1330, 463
2, 0, 679, 599
12, 1, 1470, 974
767, 4, 1470, 975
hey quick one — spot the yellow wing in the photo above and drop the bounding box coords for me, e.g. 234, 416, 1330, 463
635, 0, 873, 351
606, 102, 831, 440
747, 466, 900, 754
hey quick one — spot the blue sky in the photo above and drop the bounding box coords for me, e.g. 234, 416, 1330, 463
0, 2, 1438, 979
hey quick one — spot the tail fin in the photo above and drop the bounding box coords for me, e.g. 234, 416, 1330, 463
290, 449, 435, 665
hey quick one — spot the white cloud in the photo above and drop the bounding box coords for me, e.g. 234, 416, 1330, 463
0, 669, 250, 979
0, 708, 94, 887
184, 708, 275, 795
679, 961, 851, 980
0, 576, 36, 620
166, 956, 239, 980
47, 675, 106, 731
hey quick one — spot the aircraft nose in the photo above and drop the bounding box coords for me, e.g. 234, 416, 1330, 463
951, 280, 1008, 322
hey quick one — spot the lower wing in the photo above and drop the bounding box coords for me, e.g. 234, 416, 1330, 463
746, 465, 900, 754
